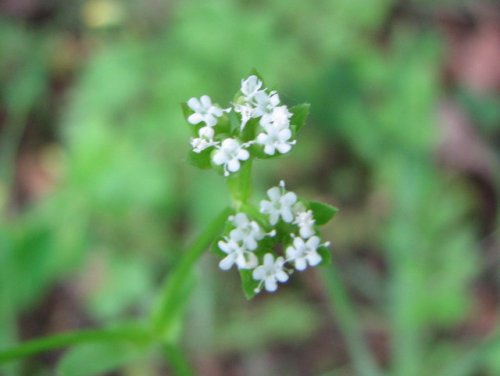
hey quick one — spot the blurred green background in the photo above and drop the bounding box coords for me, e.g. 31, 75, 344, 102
0, 0, 499, 375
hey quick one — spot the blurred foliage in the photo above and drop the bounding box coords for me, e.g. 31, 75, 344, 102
0, 0, 499, 375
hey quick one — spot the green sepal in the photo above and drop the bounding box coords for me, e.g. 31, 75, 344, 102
290, 103, 310, 134
240, 269, 259, 300
309, 201, 338, 225
187, 148, 213, 170
317, 245, 332, 266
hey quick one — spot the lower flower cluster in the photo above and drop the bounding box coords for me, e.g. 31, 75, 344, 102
216, 181, 330, 294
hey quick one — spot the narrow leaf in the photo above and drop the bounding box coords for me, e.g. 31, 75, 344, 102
309, 201, 338, 225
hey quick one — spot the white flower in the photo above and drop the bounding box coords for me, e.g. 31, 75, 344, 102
212, 138, 250, 176
241, 75, 263, 100
252, 91, 280, 118
256, 123, 295, 155
293, 207, 316, 239
187, 95, 225, 127
229, 213, 264, 250
218, 238, 258, 270
252, 253, 289, 292
260, 181, 297, 225
260, 105, 292, 129
286, 235, 323, 271
190, 126, 218, 153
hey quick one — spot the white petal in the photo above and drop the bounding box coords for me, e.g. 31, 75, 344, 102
281, 207, 294, 223
252, 267, 266, 280
295, 258, 307, 271
276, 270, 289, 282
282, 192, 297, 205
279, 128, 292, 140
199, 126, 214, 138
307, 251, 322, 266
286, 245, 298, 259
307, 236, 321, 249
227, 159, 240, 172
269, 212, 279, 225
218, 240, 230, 254
267, 187, 281, 201
244, 237, 257, 251
188, 113, 203, 124
264, 278, 278, 292
264, 144, 275, 155
200, 95, 212, 108
187, 97, 201, 111
276, 143, 291, 154
260, 200, 273, 213
299, 226, 314, 239
246, 253, 258, 269
219, 254, 236, 270
263, 253, 274, 266
237, 149, 249, 160
212, 151, 227, 165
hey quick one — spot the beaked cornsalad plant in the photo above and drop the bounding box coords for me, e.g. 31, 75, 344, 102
183, 74, 338, 298
0, 74, 346, 375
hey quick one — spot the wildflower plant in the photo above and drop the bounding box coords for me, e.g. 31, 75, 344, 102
183, 74, 338, 298
0, 74, 346, 375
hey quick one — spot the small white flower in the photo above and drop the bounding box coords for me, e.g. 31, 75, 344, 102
256, 123, 296, 155
191, 137, 216, 153
286, 235, 323, 271
187, 95, 225, 127
212, 138, 250, 176
190, 126, 218, 153
252, 91, 280, 118
252, 253, 289, 292
293, 206, 316, 239
260, 181, 297, 225
218, 238, 258, 270
241, 75, 263, 100
229, 213, 264, 250
260, 105, 292, 129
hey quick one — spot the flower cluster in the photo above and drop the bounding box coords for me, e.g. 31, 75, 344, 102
216, 181, 331, 294
183, 74, 336, 298
185, 75, 299, 176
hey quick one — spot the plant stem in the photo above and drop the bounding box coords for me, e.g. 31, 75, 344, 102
320, 265, 383, 376
162, 343, 195, 376
0, 324, 151, 364
151, 207, 232, 335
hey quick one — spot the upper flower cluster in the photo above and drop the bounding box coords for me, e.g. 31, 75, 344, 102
185, 75, 300, 176
216, 181, 331, 294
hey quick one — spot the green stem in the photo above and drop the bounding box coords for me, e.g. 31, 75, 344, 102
162, 343, 195, 376
151, 207, 232, 335
0, 324, 151, 364
320, 265, 383, 376
227, 160, 252, 209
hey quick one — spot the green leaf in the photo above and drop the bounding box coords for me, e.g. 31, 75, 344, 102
57, 342, 149, 376
180, 102, 191, 122
240, 269, 259, 300
309, 201, 338, 225
317, 246, 332, 266
187, 148, 213, 170
290, 103, 310, 134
